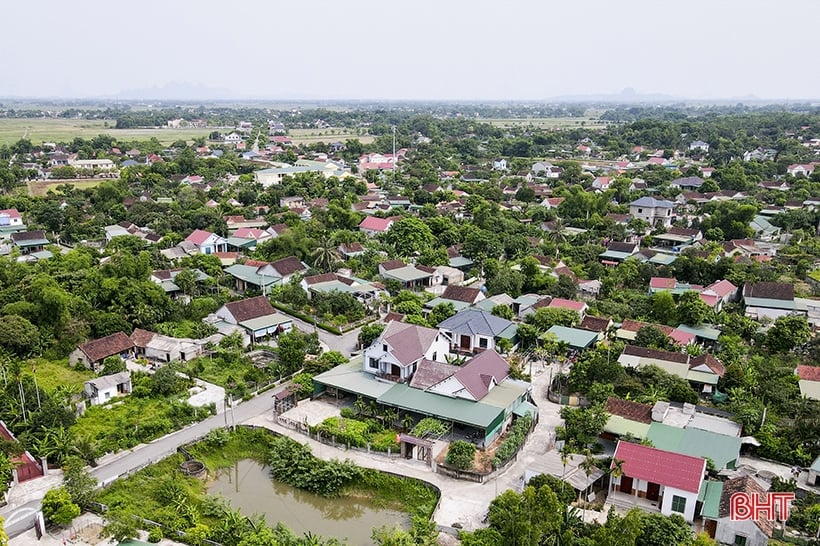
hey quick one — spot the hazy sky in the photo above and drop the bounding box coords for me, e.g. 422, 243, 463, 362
3, 0, 818, 101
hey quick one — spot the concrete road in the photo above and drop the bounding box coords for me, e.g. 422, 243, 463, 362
277, 309, 363, 356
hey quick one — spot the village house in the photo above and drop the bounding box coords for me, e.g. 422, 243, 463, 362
359, 215, 399, 237
70, 332, 135, 371
224, 260, 281, 294
609, 440, 706, 522
796, 365, 820, 401
130, 328, 215, 364
185, 229, 228, 255
704, 476, 775, 546
11, 230, 49, 255
84, 372, 132, 406
742, 281, 799, 321
379, 260, 437, 289
618, 345, 725, 395
300, 272, 384, 303
629, 197, 675, 228
438, 308, 517, 355
424, 285, 485, 313
362, 321, 450, 382
213, 296, 292, 343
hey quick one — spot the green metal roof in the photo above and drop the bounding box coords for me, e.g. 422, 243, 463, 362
513, 400, 538, 418
425, 297, 472, 312
377, 383, 504, 430
744, 296, 794, 310
546, 325, 598, 349
473, 299, 498, 312
647, 423, 740, 469
604, 415, 650, 439
498, 323, 518, 340
698, 480, 724, 519
382, 266, 433, 282
224, 264, 281, 287
226, 236, 258, 249
313, 358, 394, 400
649, 253, 678, 265
811, 455, 820, 473
481, 380, 529, 410
599, 250, 634, 261
687, 369, 720, 385
449, 256, 474, 268
675, 324, 722, 341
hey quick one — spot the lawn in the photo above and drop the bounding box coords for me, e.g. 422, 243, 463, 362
287, 127, 375, 145
28, 178, 106, 196
23, 358, 95, 393
0, 118, 213, 146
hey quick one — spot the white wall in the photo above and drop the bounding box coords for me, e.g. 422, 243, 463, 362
660, 485, 698, 522
715, 518, 768, 546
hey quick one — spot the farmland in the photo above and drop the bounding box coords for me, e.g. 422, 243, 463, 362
0, 118, 213, 146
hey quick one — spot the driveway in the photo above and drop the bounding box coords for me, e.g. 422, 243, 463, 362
276, 309, 363, 356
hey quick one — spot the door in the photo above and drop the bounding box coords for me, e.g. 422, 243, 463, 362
460, 335, 471, 350
646, 482, 660, 501
391, 364, 401, 377
619, 476, 633, 494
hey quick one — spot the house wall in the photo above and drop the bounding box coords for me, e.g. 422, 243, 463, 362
659, 485, 698, 522
799, 380, 820, 401
215, 306, 238, 325
427, 376, 476, 401
69, 348, 91, 369
715, 518, 768, 546
84, 384, 117, 406
629, 205, 672, 227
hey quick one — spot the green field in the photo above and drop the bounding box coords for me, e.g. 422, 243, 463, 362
23, 358, 95, 393
0, 118, 213, 146
484, 117, 610, 130
28, 179, 106, 197
287, 127, 375, 145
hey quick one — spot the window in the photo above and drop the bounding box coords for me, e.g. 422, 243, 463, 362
369, 358, 379, 369
432, 352, 437, 361
733, 536, 747, 546
479, 337, 489, 349
671, 495, 686, 513
382, 344, 388, 352
638, 208, 643, 213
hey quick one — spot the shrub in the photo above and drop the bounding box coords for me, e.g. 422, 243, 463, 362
42, 487, 80, 526
340, 407, 356, 419
314, 417, 370, 447
492, 414, 533, 467
410, 418, 450, 438
147, 526, 163, 543
446, 440, 476, 471
370, 430, 400, 452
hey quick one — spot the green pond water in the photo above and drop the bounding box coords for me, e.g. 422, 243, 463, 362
207, 459, 410, 545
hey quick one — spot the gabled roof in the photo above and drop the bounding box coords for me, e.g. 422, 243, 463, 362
440, 285, 482, 304
438, 308, 513, 337
606, 397, 652, 424
78, 332, 135, 363
380, 321, 441, 366
718, 476, 774, 536
359, 216, 395, 232
622, 344, 689, 364
454, 349, 510, 400
380, 259, 406, 271
129, 328, 155, 348
270, 256, 307, 277
579, 315, 611, 333
613, 440, 705, 493
409, 359, 460, 390
689, 354, 725, 376
224, 296, 276, 323
547, 298, 586, 313
186, 229, 216, 246
650, 277, 677, 290
704, 279, 737, 299
742, 281, 794, 301
606, 241, 638, 253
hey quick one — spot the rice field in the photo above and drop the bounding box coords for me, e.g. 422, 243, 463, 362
0, 118, 213, 146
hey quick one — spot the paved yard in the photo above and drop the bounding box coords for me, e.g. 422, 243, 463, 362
279, 397, 349, 427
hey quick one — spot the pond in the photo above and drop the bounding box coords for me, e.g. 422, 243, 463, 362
207, 459, 411, 545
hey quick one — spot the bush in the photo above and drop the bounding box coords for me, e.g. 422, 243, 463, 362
290, 373, 314, 399
314, 417, 370, 447
42, 487, 80, 526
410, 418, 450, 438
147, 526, 163, 543
492, 415, 533, 467
370, 430, 400, 452
267, 436, 362, 497
446, 440, 476, 470
340, 407, 356, 419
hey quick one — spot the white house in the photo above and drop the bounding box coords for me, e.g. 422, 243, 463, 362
0, 209, 24, 227
214, 296, 292, 342
689, 140, 710, 152
437, 308, 517, 355
84, 371, 132, 405
425, 349, 510, 401
610, 440, 706, 522
362, 321, 449, 383
492, 158, 508, 171
185, 229, 228, 255
628, 197, 675, 228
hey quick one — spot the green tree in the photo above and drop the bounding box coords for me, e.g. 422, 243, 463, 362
526, 307, 579, 331
767, 315, 811, 353
101, 508, 139, 543
637, 512, 693, 546
384, 217, 435, 257
428, 303, 456, 327
277, 330, 307, 374
173, 268, 200, 297
0, 314, 39, 356
676, 291, 711, 326
62, 456, 97, 509
557, 404, 608, 450
42, 487, 80, 526
650, 291, 677, 325
100, 355, 126, 376
0, 516, 7, 546
634, 325, 671, 350
358, 323, 385, 349
491, 305, 514, 320
446, 440, 476, 470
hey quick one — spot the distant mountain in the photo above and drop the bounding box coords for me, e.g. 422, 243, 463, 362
109, 82, 238, 101
548, 88, 681, 103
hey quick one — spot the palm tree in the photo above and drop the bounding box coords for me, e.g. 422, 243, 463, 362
311, 232, 340, 273
609, 457, 624, 495
579, 450, 597, 522
559, 446, 570, 497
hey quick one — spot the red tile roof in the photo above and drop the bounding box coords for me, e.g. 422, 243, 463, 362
797, 365, 820, 382
622, 344, 689, 363
185, 229, 214, 246
547, 298, 586, 313
359, 216, 395, 232
614, 440, 705, 493
689, 354, 725, 376
650, 277, 677, 290
270, 256, 307, 277
719, 476, 774, 536
224, 296, 276, 323
440, 285, 482, 304
454, 350, 510, 400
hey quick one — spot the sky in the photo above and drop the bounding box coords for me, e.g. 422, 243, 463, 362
3, 0, 819, 101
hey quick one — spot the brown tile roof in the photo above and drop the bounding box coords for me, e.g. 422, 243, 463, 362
409, 359, 460, 390
11, 230, 47, 242
416, 264, 437, 274
224, 296, 276, 323
380, 321, 441, 367
79, 332, 135, 363
440, 285, 482, 304
742, 282, 794, 301
689, 354, 725, 376
667, 226, 701, 237
606, 241, 637, 253
719, 476, 774, 536
129, 328, 155, 348
303, 272, 338, 285
270, 256, 307, 277
454, 349, 510, 400
605, 397, 652, 424
579, 315, 611, 333
383, 312, 406, 324
380, 259, 405, 271
622, 344, 689, 364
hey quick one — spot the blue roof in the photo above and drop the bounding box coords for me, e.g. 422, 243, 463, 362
438, 308, 513, 337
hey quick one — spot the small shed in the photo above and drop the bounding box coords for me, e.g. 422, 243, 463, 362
273, 389, 297, 415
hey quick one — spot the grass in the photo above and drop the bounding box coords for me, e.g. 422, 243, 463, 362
70, 394, 211, 453
287, 127, 375, 145
22, 358, 95, 393
0, 118, 212, 146
28, 179, 105, 196
809, 269, 820, 283
179, 354, 259, 391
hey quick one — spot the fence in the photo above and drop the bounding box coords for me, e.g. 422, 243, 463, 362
274, 416, 402, 458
